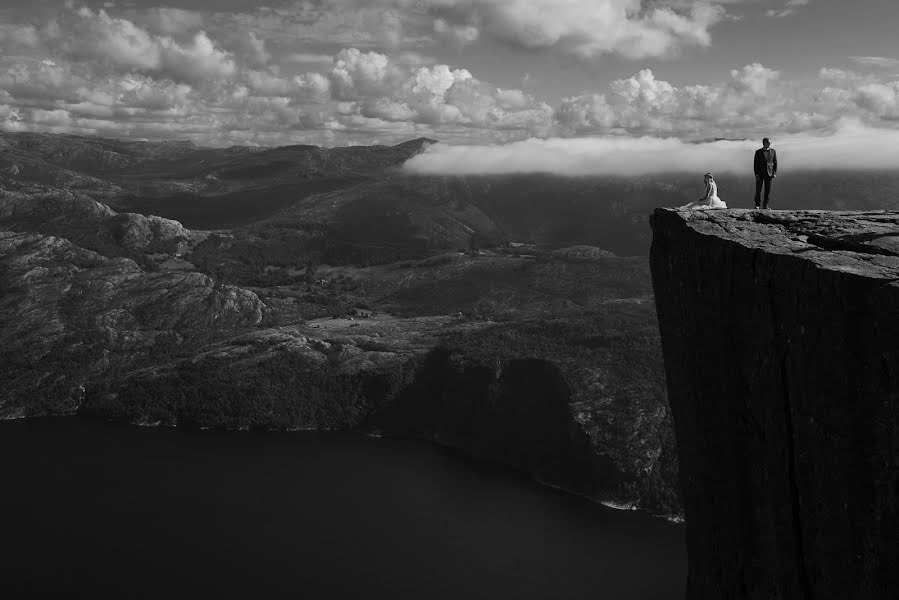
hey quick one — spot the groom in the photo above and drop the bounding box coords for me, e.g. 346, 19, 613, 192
753, 137, 777, 209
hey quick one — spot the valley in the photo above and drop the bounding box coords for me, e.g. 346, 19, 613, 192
4, 131, 897, 518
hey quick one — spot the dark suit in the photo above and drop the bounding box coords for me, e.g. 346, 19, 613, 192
753, 147, 777, 208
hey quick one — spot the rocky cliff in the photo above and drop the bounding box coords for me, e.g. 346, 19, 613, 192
650, 209, 898, 599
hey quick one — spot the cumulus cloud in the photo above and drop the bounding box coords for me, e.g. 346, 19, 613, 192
53, 7, 161, 71
0, 2, 897, 148
855, 82, 899, 120
245, 68, 331, 99
818, 67, 868, 84
31, 108, 72, 126
330, 48, 399, 100
312, 47, 551, 131
298, 72, 333, 97
159, 32, 237, 83
403, 120, 899, 177
117, 75, 192, 112
245, 69, 295, 97
422, 0, 726, 60
0, 59, 86, 103
41, 7, 236, 84
729, 63, 779, 95
552, 63, 858, 137
288, 0, 728, 60
229, 31, 271, 68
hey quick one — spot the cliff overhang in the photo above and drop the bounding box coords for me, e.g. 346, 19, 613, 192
650, 209, 898, 599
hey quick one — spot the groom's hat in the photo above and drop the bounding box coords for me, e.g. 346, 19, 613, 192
762, 137, 770, 143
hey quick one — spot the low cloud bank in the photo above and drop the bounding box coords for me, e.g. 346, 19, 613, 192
403, 122, 899, 177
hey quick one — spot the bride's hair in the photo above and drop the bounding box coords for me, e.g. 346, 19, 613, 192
704, 172, 714, 180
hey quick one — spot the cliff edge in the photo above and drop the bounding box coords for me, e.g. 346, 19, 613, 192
650, 209, 898, 599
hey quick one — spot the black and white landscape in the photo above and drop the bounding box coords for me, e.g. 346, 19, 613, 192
3, 0, 899, 598
1, 129, 898, 588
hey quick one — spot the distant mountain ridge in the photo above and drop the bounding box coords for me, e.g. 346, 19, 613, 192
0, 132, 437, 178
6, 132, 896, 259
0, 131, 656, 255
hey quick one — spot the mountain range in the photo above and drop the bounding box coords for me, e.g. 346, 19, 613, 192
4, 131, 898, 517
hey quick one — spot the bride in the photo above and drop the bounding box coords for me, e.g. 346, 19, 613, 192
680, 173, 727, 210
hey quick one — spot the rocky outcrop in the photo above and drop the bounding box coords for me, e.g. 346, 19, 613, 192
650, 209, 898, 599
552, 245, 617, 260
0, 188, 115, 221
108, 212, 191, 253
82, 320, 429, 429
0, 230, 266, 418
0, 188, 190, 255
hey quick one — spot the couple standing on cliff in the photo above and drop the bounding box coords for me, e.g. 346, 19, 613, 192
679, 138, 778, 210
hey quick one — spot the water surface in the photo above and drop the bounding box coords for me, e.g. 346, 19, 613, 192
2, 418, 685, 599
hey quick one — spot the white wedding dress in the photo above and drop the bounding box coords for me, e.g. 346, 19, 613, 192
680, 181, 727, 210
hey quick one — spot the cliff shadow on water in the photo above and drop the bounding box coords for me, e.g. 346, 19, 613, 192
363, 347, 624, 500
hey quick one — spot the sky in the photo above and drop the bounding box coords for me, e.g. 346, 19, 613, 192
1, 0, 899, 150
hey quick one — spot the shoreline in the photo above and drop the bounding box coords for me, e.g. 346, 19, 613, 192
4, 412, 685, 523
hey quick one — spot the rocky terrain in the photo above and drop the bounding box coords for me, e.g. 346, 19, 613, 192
6, 132, 899, 521
1, 132, 678, 516
650, 209, 898, 598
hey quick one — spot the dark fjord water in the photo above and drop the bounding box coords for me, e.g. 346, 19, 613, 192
2, 418, 685, 599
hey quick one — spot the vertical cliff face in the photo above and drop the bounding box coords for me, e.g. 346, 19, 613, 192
650, 209, 898, 599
